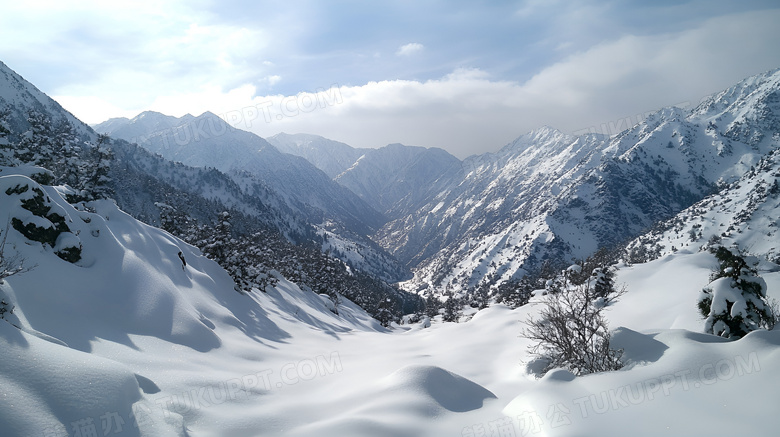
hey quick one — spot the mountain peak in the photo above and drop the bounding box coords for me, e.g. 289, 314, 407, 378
524, 125, 570, 143
132, 110, 169, 121
529, 125, 563, 136
496, 125, 571, 157
195, 111, 220, 119
691, 67, 780, 120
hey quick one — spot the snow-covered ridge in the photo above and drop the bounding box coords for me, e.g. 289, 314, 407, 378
390, 68, 780, 294
94, 112, 408, 281
627, 147, 780, 263
267, 132, 368, 178
0, 166, 383, 436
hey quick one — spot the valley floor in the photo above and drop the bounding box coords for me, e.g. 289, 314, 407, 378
2, 224, 779, 436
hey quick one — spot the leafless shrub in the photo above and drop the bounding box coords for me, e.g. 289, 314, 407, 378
0, 221, 36, 284
523, 279, 624, 376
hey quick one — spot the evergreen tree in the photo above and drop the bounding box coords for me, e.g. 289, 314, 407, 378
698, 245, 774, 338
495, 276, 534, 308
80, 134, 114, 200
0, 108, 12, 163
156, 202, 189, 236
590, 266, 616, 301
442, 293, 462, 322
424, 294, 442, 318
375, 295, 394, 327
469, 282, 491, 310
50, 119, 84, 187
15, 111, 54, 165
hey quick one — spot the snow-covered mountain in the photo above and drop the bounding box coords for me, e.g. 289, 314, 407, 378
267, 134, 463, 217
0, 61, 91, 140
377, 128, 611, 278
626, 146, 780, 263
94, 112, 386, 236
93, 112, 410, 281
3, 164, 780, 437
334, 143, 462, 216
266, 132, 368, 178
382, 69, 780, 294
245, 66, 780, 296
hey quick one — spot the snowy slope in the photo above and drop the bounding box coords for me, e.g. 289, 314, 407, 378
627, 147, 780, 262
503, 249, 780, 437
0, 60, 91, 141
0, 167, 385, 436
3, 170, 779, 436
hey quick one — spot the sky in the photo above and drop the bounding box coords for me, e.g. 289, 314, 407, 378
1, 1, 780, 158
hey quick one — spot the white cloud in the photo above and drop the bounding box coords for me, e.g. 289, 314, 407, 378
51, 9, 780, 159
266, 75, 282, 86
1, 0, 275, 110
396, 43, 424, 56
54, 95, 139, 125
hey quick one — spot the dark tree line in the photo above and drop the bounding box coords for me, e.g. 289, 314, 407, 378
159, 205, 423, 325
0, 109, 114, 202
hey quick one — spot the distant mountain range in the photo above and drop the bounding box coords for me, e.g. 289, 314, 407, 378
254, 69, 780, 295
93, 111, 410, 282
10, 56, 773, 298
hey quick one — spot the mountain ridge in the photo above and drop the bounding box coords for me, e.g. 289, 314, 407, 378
87, 65, 780, 297
94, 111, 410, 282
254, 68, 780, 295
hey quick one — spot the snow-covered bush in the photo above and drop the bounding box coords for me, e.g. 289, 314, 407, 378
698, 245, 774, 338
5, 180, 81, 263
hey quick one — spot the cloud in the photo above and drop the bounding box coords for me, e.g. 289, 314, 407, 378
1, 0, 276, 107
40, 6, 780, 159
396, 43, 424, 57
266, 75, 282, 86
204, 9, 780, 159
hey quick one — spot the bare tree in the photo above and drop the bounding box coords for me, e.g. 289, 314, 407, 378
0, 221, 35, 285
523, 278, 624, 376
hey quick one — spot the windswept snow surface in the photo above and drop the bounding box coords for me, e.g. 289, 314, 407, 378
1, 168, 780, 436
